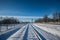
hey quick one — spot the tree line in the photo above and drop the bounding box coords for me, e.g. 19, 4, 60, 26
0, 17, 20, 24
35, 12, 60, 23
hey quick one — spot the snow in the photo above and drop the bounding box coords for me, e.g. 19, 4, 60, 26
1, 23, 60, 40
33, 23, 60, 38
28, 24, 40, 40
7, 24, 42, 40
0, 24, 26, 35
7, 24, 28, 40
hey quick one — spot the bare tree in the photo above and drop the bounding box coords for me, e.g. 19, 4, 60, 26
53, 12, 60, 22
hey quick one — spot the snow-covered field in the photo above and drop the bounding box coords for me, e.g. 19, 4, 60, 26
34, 23, 60, 37
0, 24, 26, 35
6, 23, 60, 40
0, 23, 60, 40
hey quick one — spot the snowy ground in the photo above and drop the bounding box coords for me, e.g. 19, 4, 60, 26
7, 24, 28, 40
0, 23, 60, 40
33, 23, 60, 37
7, 24, 41, 40
7, 23, 60, 40
0, 24, 26, 35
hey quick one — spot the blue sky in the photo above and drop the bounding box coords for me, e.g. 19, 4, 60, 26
0, 0, 60, 17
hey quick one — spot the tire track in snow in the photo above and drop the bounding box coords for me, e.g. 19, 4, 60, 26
31, 24, 46, 40
7, 24, 28, 40
23, 24, 29, 40
28, 24, 41, 40
32, 24, 60, 40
